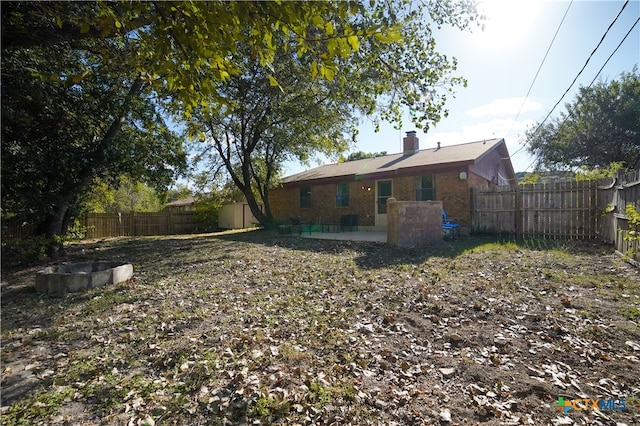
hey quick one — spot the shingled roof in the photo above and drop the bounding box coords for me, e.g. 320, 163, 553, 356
281, 138, 508, 185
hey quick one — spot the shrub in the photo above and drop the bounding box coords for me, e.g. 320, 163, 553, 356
1, 236, 55, 268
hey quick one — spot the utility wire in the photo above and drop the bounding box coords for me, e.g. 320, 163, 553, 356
517, 3, 638, 174
525, 0, 630, 144
523, 13, 640, 173
506, 0, 574, 144
558, 13, 640, 126
522, 10, 638, 175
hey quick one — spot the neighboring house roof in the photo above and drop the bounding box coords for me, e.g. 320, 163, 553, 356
281, 138, 513, 185
166, 196, 196, 207
165, 193, 223, 208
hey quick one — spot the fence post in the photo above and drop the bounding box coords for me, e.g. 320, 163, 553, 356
515, 183, 522, 238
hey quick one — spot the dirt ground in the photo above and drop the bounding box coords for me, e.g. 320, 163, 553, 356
1, 231, 639, 425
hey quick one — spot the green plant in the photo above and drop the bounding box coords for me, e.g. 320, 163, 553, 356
575, 162, 624, 181
622, 204, 640, 261
620, 306, 640, 321
250, 393, 291, 420
1, 236, 52, 267
308, 379, 332, 409
64, 218, 87, 241
626, 395, 640, 407
193, 196, 222, 233
519, 172, 540, 185
3, 386, 76, 425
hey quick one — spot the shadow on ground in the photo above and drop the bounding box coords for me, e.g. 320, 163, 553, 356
215, 228, 613, 269
1, 228, 616, 332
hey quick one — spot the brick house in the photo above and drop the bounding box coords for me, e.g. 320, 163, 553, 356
269, 131, 516, 230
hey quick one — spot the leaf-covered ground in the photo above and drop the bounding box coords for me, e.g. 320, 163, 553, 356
1, 231, 639, 425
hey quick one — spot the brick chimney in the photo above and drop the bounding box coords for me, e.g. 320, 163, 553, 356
403, 131, 419, 156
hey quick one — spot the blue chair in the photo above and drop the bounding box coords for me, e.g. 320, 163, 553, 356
442, 210, 460, 239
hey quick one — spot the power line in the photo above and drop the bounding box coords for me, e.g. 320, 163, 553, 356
523, 13, 640, 173
506, 0, 574, 143
525, 0, 630, 143
584, 15, 639, 92
520, 8, 638, 173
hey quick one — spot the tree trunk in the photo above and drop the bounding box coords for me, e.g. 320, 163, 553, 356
36, 78, 146, 258
242, 187, 276, 228
40, 197, 72, 258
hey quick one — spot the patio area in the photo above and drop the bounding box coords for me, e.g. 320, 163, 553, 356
300, 231, 387, 242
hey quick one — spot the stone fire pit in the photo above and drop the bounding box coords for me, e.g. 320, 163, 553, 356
35, 261, 133, 296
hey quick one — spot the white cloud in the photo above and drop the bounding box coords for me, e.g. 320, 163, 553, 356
465, 97, 542, 117
424, 118, 537, 172
425, 118, 533, 144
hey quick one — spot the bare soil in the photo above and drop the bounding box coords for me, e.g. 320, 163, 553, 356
1, 231, 639, 425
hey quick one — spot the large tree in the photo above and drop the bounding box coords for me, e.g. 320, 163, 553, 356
527, 68, 640, 171
1, 1, 369, 250
1, 37, 186, 253
182, 47, 355, 225
2, 1, 480, 246
181, 0, 480, 226
2, 1, 436, 117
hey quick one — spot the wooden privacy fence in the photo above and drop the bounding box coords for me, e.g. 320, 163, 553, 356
472, 170, 640, 264
599, 170, 640, 265
2, 211, 196, 240
84, 212, 195, 239
472, 180, 600, 239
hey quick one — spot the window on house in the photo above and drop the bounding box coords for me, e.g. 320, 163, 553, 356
377, 180, 392, 214
300, 187, 311, 208
336, 183, 349, 207
416, 175, 435, 201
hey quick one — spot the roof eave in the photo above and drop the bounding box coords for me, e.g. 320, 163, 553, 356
278, 160, 476, 188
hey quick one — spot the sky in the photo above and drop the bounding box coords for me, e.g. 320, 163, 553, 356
284, 0, 640, 176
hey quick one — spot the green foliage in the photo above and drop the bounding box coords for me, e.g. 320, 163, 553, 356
527, 68, 640, 170
184, 42, 357, 225
64, 219, 87, 241
340, 151, 389, 162
0, 228, 82, 267
517, 163, 623, 185
166, 184, 193, 203
2, 1, 479, 129
193, 196, 223, 233
575, 162, 624, 181
250, 394, 292, 421
516, 170, 577, 184
620, 306, 640, 321
1, 0, 479, 245
1, 236, 52, 268
518, 172, 540, 185
623, 203, 640, 261
1, 26, 186, 243
85, 176, 164, 213
3, 385, 76, 425
185, 177, 247, 232
183, 2, 480, 225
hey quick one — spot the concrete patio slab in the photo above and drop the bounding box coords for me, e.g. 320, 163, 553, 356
301, 231, 387, 242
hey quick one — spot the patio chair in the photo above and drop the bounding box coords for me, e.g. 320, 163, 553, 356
290, 216, 321, 236
339, 214, 358, 232
442, 210, 460, 239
